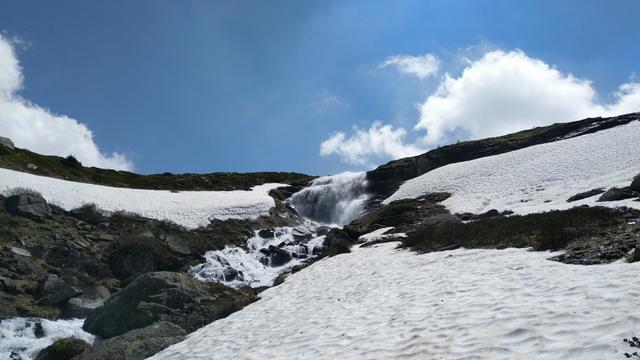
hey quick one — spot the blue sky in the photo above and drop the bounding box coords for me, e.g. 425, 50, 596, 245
0, 1, 639, 175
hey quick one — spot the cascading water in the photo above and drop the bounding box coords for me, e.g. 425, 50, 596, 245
189, 172, 371, 288
288, 172, 370, 226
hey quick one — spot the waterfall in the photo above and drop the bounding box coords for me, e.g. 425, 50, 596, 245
288, 172, 370, 226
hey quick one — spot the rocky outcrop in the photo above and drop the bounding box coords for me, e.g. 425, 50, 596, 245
0, 136, 14, 152
597, 187, 638, 202
83, 271, 257, 338
70, 204, 106, 225
631, 175, 640, 192
567, 189, 605, 202
36, 337, 90, 360
74, 321, 185, 360
5, 192, 52, 220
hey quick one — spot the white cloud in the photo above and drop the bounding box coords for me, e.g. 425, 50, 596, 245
417, 50, 640, 144
0, 35, 132, 170
316, 90, 349, 111
321, 49, 640, 166
379, 53, 440, 80
319, 121, 424, 166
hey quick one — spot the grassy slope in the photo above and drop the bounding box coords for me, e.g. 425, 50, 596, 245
0, 147, 314, 191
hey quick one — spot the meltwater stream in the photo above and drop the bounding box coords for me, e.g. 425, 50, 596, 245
189, 172, 370, 288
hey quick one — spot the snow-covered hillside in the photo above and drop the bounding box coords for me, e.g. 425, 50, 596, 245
384, 120, 640, 214
0, 168, 285, 229
150, 242, 640, 360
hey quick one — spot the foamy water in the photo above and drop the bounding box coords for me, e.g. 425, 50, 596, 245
151, 243, 640, 360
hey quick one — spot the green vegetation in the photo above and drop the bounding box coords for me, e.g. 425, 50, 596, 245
0, 146, 314, 191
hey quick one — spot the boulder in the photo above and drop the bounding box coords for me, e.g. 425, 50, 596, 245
36, 337, 90, 360
258, 229, 275, 238
35, 274, 83, 306
567, 188, 605, 202
63, 286, 111, 318
5, 192, 52, 220
631, 175, 640, 192
420, 213, 462, 227
0, 136, 14, 151
74, 321, 184, 360
70, 204, 106, 225
164, 234, 191, 255
83, 271, 257, 338
597, 187, 638, 202
260, 245, 292, 267
7, 246, 31, 257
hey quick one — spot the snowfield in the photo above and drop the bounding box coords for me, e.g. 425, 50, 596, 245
384, 120, 640, 215
0, 168, 286, 229
149, 243, 640, 360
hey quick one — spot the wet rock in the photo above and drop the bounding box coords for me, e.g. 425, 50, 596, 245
5, 193, 52, 220
70, 204, 106, 225
597, 187, 638, 202
258, 229, 275, 238
323, 228, 352, 248
83, 271, 257, 338
75, 321, 184, 360
260, 246, 292, 267
567, 188, 605, 202
36, 337, 90, 360
34, 322, 45, 338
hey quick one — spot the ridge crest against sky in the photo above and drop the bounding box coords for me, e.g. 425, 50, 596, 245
0, 1, 639, 174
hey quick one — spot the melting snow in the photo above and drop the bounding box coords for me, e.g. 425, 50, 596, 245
384, 120, 640, 215
0, 168, 286, 229
0, 318, 95, 360
149, 243, 640, 360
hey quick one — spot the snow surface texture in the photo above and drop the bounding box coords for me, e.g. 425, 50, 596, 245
150, 243, 640, 360
289, 172, 369, 226
0, 318, 95, 360
0, 168, 285, 229
384, 120, 640, 214
358, 227, 406, 243
190, 223, 326, 288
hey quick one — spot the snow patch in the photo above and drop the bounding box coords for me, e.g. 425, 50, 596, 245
384, 120, 640, 215
0, 318, 95, 360
150, 244, 640, 360
0, 168, 286, 229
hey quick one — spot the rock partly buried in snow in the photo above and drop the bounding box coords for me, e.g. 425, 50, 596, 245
35, 337, 91, 360
5, 192, 52, 220
597, 187, 638, 202
567, 188, 605, 202
631, 174, 640, 192
74, 321, 185, 360
83, 271, 257, 338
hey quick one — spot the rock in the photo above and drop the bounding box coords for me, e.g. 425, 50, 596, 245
567, 188, 605, 202
8, 246, 31, 257
164, 234, 191, 255
260, 245, 292, 267
420, 213, 461, 227
35, 274, 83, 306
63, 286, 111, 318
0, 136, 15, 150
27, 163, 38, 170
258, 229, 275, 238
5, 192, 52, 220
34, 322, 45, 338
0, 276, 18, 293
83, 271, 257, 338
15, 257, 37, 275
70, 204, 106, 225
323, 228, 352, 248
36, 337, 90, 360
631, 175, 640, 192
74, 321, 184, 360
597, 187, 638, 202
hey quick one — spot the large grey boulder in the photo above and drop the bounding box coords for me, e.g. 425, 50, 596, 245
74, 321, 185, 360
63, 285, 111, 318
83, 271, 257, 338
5, 192, 52, 220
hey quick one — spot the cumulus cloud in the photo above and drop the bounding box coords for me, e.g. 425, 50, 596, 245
417, 50, 640, 144
319, 121, 424, 166
379, 53, 440, 80
0, 35, 132, 170
322, 49, 640, 166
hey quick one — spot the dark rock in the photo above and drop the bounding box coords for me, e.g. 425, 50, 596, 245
631, 175, 640, 192
83, 271, 257, 338
36, 337, 90, 360
258, 229, 275, 238
420, 213, 461, 227
70, 204, 106, 225
34, 322, 45, 338
164, 234, 191, 255
0, 276, 18, 293
629, 244, 640, 263
35, 274, 83, 306
567, 188, 605, 202
5, 193, 52, 220
597, 187, 638, 202
260, 245, 292, 267
74, 321, 184, 360
15, 257, 37, 275
323, 228, 353, 248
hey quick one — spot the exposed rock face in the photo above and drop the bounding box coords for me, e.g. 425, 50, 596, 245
74, 321, 185, 360
366, 113, 640, 201
597, 187, 638, 202
0, 136, 14, 151
70, 204, 106, 225
83, 271, 257, 338
36, 337, 90, 360
631, 175, 640, 192
5, 192, 52, 220
567, 188, 605, 202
